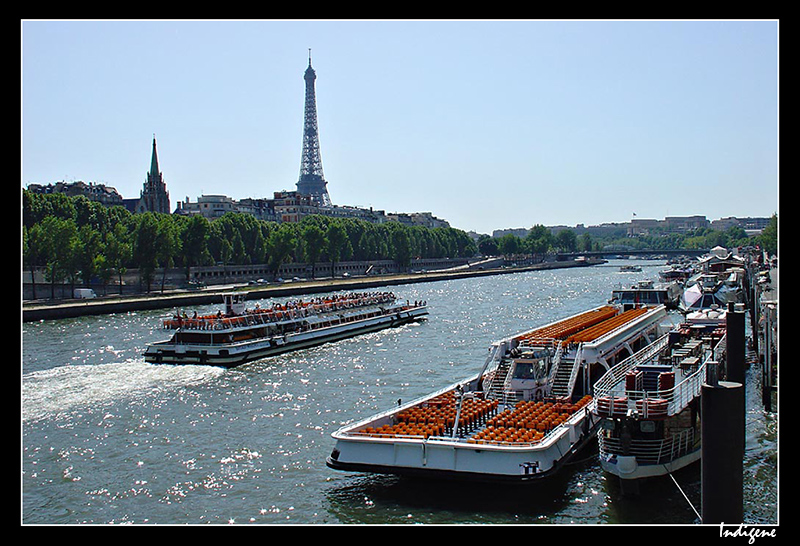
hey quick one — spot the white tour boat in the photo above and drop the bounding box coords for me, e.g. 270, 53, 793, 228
326, 303, 669, 483
592, 321, 726, 483
144, 291, 428, 368
610, 279, 682, 309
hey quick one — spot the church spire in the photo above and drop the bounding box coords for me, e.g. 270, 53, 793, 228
138, 134, 170, 214
150, 135, 160, 179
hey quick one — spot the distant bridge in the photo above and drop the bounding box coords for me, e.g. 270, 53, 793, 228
557, 249, 708, 260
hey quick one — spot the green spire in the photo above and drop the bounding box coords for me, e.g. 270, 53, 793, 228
150, 135, 160, 178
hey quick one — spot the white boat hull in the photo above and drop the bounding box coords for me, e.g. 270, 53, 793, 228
599, 449, 700, 480
327, 304, 668, 483
327, 379, 600, 483
145, 306, 427, 367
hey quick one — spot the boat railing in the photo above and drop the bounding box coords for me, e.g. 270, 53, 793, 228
564, 348, 584, 399
349, 420, 571, 448
713, 332, 727, 362
595, 344, 715, 418
593, 334, 671, 398
164, 293, 398, 331
500, 362, 519, 405
165, 297, 404, 333
547, 341, 565, 385
599, 427, 698, 465
640, 361, 706, 416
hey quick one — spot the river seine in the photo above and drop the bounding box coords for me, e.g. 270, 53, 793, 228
22, 260, 777, 525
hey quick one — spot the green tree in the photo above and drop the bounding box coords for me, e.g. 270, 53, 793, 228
578, 233, 594, 253
389, 225, 412, 269
300, 223, 327, 278
155, 215, 181, 292
497, 233, 521, 256
181, 215, 212, 276
757, 214, 777, 256
104, 222, 132, 295
554, 229, 577, 252
75, 224, 103, 286
23, 224, 48, 300
326, 221, 350, 275
525, 225, 553, 255
38, 216, 78, 299
477, 234, 498, 256
133, 213, 160, 292
267, 223, 297, 274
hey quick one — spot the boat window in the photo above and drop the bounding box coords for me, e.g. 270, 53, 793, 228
640, 421, 656, 433
514, 362, 536, 379
513, 359, 548, 380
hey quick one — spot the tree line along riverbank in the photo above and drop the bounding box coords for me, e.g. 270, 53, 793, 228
22, 257, 605, 322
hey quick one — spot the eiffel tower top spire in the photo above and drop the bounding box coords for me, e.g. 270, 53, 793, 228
296, 50, 332, 207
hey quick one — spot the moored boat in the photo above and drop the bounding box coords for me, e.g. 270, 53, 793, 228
610, 279, 682, 309
144, 291, 428, 367
592, 322, 727, 484
659, 266, 693, 283
326, 303, 669, 483
680, 273, 743, 313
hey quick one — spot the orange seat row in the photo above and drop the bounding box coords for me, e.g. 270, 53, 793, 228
565, 307, 649, 344
517, 306, 618, 345
469, 426, 545, 445
396, 391, 498, 428
356, 421, 446, 439
483, 396, 593, 434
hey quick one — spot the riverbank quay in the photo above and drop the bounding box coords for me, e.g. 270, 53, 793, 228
22, 257, 606, 322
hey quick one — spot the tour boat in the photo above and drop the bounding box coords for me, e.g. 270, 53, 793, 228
144, 291, 428, 367
659, 266, 693, 283
680, 273, 743, 313
592, 322, 726, 484
610, 279, 682, 309
326, 303, 669, 483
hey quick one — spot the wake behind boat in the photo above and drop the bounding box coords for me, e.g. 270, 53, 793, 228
144, 291, 428, 367
326, 303, 669, 483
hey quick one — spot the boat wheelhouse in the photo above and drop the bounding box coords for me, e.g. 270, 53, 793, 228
611, 280, 682, 309
326, 303, 669, 483
592, 323, 727, 483
659, 266, 693, 283
144, 292, 428, 368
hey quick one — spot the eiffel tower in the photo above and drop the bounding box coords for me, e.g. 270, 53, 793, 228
296, 50, 332, 207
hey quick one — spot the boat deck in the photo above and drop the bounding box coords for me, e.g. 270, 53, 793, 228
162, 292, 399, 332
593, 328, 724, 420
517, 305, 651, 347
344, 390, 593, 447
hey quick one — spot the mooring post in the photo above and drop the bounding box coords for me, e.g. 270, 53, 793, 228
701, 363, 744, 524
725, 306, 746, 386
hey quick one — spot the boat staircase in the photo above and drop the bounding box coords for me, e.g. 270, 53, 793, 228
548, 342, 580, 400
486, 341, 570, 404
550, 360, 573, 399
486, 357, 516, 405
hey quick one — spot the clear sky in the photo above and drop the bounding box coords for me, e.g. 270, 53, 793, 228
21, 19, 779, 235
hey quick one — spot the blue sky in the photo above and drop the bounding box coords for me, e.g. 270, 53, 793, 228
21, 19, 778, 234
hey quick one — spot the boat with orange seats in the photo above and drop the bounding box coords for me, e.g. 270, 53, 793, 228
327, 303, 668, 482
144, 291, 427, 367
592, 321, 727, 485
